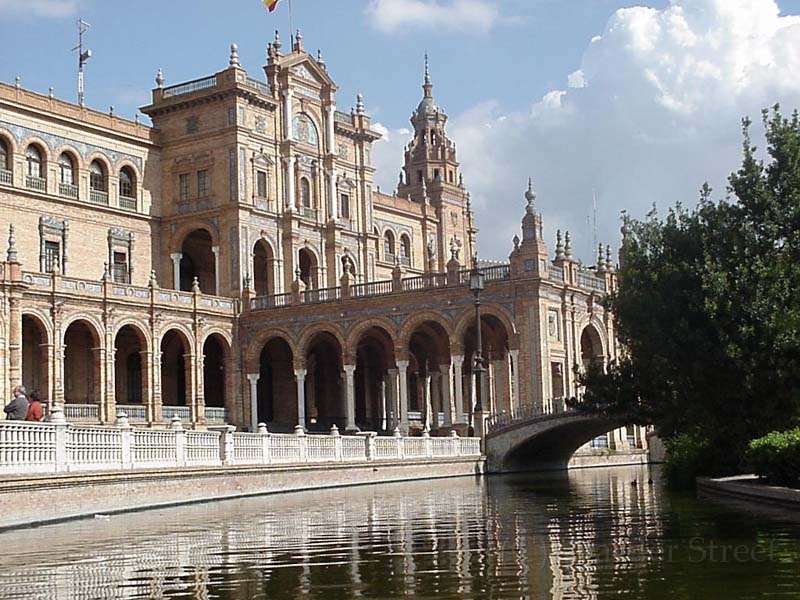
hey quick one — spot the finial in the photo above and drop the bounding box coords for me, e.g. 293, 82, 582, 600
606, 245, 614, 273
6, 224, 17, 263
450, 237, 457, 261
565, 231, 573, 259
109, 105, 114, 116
458, 173, 464, 188
243, 273, 252, 290
295, 267, 301, 281
102, 262, 109, 281
355, 93, 364, 115
229, 43, 240, 67
273, 30, 282, 52
48, 86, 54, 98
555, 229, 565, 259
155, 68, 164, 88
149, 269, 158, 288
524, 178, 536, 214
317, 49, 326, 70
192, 276, 200, 293
597, 243, 607, 273
620, 210, 632, 239
14, 76, 20, 88
424, 52, 431, 85
295, 29, 303, 49
398, 171, 404, 185
513, 234, 520, 251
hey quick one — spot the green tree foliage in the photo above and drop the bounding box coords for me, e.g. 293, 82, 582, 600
581, 107, 800, 480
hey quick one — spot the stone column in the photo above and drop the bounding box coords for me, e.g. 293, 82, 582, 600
92, 347, 106, 423
492, 358, 507, 415
386, 368, 398, 430
7, 297, 21, 388
423, 371, 432, 430
283, 156, 296, 211
509, 349, 520, 415
247, 373, 259, 432
328, 167, 338, 221
440, 363, 453, 427
294, 368, 306, 430
152, 349, 163, 423
211, 245, 220, 295
380, 378, 387, 431
343, 364, 357, 432
140, 350, 153, 423
397, 360, 409, 433
184, 352, 197, 424
452, 355, 465, 424
429, 370, 440, 430
170, 252, 182, 290
326, 102, 336, 154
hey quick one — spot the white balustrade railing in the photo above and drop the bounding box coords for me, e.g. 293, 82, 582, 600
0, 414, 482, 475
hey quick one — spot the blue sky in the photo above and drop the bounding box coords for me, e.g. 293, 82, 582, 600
3, 0, 800, 262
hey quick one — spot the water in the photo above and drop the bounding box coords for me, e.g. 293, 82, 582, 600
0, 465, 798, 599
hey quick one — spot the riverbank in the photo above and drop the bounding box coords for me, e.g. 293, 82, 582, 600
0, 456, 484, 530
697, 474, 800, 512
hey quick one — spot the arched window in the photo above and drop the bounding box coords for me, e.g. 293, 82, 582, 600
0, 138, 8, 172
119, 167, 135, 198
383, 230, 395, 260
59, 153, 75, 185
89, 160, 106, 192
300, 177, 311, 208
399, 234, 411, 266
26, 145, 43, 178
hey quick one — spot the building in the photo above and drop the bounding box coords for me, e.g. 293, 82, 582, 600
0, 34, 645, 454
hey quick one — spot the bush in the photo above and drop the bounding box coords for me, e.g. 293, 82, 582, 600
746, 428, 800, 488
663, 433, 713, 490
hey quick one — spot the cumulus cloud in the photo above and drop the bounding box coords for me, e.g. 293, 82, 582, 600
373, 0, 800, 262
365, 0, 499, 33
0, 0, 80, 18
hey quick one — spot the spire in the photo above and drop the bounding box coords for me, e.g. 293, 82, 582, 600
525, 178, 536, 215
415, 53, 441, 117
229, 43, 240, 67
424, 52, 432, 91
555, 229, 565, 260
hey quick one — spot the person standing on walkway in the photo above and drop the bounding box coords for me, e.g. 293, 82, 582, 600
25, 391, 43, 422
4, 385, 28, 420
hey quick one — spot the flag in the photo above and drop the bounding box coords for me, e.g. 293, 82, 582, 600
263, 0, 280, 12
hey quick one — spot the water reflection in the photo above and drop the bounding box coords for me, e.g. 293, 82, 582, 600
0, 465, 798, 599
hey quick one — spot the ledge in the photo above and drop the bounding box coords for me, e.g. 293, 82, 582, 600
697, 475, 800, 511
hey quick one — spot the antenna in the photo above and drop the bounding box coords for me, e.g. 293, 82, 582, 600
73, 19, 92, 106
592, 187, 598, 252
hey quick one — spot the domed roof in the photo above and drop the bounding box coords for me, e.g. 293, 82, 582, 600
416, 95, 441, 116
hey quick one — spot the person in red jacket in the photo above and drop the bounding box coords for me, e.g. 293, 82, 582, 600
25, 391, 43, 422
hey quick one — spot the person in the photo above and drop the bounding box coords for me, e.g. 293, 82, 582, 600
4, 385, 28, 421
25, 391, 43, 422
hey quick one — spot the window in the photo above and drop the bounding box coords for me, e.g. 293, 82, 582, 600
197, 169, 209, 197
26, 145, 43, 178
112, 251, 128, 283
383, 231, 395, 260
179, 173, 190, 201
417, 170, 423, 183
119, 167, 135, 198
58, 153, 75, 185
44, 241, 60, 273
256, 170, 267, 198
0, 139, 8, 171
434, 168, 441, 181
399, 235, 410, 265
89, 160, 106, 192
300, 177, 311, 208
340, 193, 350, 220
448, 170, 454, 183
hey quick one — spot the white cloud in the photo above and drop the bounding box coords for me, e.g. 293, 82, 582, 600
373, 0, 800, 263
365, 0, 499, 33
0, 0, 80, 18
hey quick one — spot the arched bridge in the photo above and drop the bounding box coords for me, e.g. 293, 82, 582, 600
485, 405, 620, 473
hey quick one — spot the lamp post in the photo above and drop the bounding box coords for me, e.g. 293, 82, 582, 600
469, 256, 486, 439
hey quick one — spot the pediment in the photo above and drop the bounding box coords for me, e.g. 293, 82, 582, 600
283, 54, 336, 90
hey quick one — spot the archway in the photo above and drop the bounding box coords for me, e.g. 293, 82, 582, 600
580, 326, 604, 370
64, 320, 101, 406
22, 315, 49, 401
253, 240, 276, 296
298, 248, 318, 290
179, 229, 215, 293
114, 325, 148, 412
463, 312, 511, 420
161, 329, 191, 411
305, 331, 344, 431
203, 334, 227, 415
408, 320, 451, 433
258, 337, 295, 431
354, 326, 395, 431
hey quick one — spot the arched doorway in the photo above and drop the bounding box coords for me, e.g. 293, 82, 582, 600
114, 325, 148, 415
463, 313, 511, 417
305, 332, 343, 431
354, 326, 395, 431
203, 334, 227, 419
258, 337, 295, 431
161, 329, 191, 414
298, 248, 318, 290
408, 321, 451, 433
580, 326, 604, 370
22, 315, 49, 401
63, 320, 102, 408
253, 240, 276, 296
179, 229, 215, 293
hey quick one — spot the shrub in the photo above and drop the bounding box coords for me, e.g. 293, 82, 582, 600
663, 433, 713, 490
746, 428, 800, 488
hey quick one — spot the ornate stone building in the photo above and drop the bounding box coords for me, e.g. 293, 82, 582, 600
0, 36, 643, 453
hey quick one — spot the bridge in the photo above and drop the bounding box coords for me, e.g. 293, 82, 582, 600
484, 403, 620, 473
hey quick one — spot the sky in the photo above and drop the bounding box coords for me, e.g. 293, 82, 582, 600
3, 0, 800, 262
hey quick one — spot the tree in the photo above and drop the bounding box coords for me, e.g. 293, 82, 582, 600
580, 107, 800, 480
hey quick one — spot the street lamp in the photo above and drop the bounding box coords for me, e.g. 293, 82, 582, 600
469, 256, 485, 415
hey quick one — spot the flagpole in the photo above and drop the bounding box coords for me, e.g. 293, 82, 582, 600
288, 0, 294, 49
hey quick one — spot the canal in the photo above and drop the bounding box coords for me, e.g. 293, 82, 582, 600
0, 465, 798, 599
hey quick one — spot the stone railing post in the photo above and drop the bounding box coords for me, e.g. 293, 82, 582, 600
116, 411, 133, 469
364, 431, 376, 461
171, 415, 186, 467
48, 406, 69, 473
258, 422, 271, 464
450, 429, 460, 456
422, 427, 432, 459
294, 424, 308, 463
210, 425, 235, 466
394, 427, 404, 459
330, 424, 343, 461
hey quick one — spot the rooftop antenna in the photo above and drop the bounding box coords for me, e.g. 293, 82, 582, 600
591, 187, 598, 256
73, 19, 92, 106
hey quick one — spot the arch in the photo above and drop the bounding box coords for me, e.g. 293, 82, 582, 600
258, 336, 296, 430
399, 234, 411, 264
345, 317, 398, 358
89, 158, 108, 192
0, 129, 18, 155
452, 304, 518, 346
245, 328, 298, 374
160, 328, 193, 409
383, 229, 395, 260
397, 310, 454, 350
580, 324, 605, 369
202, 333, 229, 411
0, 136, 11, 172
297, 246, 319, 290
253, 238, 276, 296
63, 319, 103, 406
22, 314, 50, 401
354, 325, 396, 431
304, 330, 344, 431
114, 324, 149, 408
61, 313, 104, 344
299, 176, 312, 208
297, 323, 347, 360
292, 112, 319, 147
58, 151, 77, 186
25, 143, 46, 180
168, 220, 220, 255
119, 165, 136, 201
406, 319, 452, 424
179, 228, 216, 293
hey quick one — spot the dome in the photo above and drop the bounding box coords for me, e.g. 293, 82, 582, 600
416, 96, 441, 116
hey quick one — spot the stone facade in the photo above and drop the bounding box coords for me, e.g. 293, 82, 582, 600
0, 37, 644, 452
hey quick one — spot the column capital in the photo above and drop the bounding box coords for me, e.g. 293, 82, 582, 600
170, 252, 182, 261
396, 359, 410, 370
343, 364, 356, 376
282, 88, 295, 98
211, 245, 220, 256
246, 373, 260, 383
294, 368, 307, 379
439, 363, 451, 374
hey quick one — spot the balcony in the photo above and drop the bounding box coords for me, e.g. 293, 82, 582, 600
302, 207, 317, 221
0, 169, 11, 185
89, 189, 109, 205
119, 195, 137, 211
25, 175, 46, 192
58, 182, 78, 199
